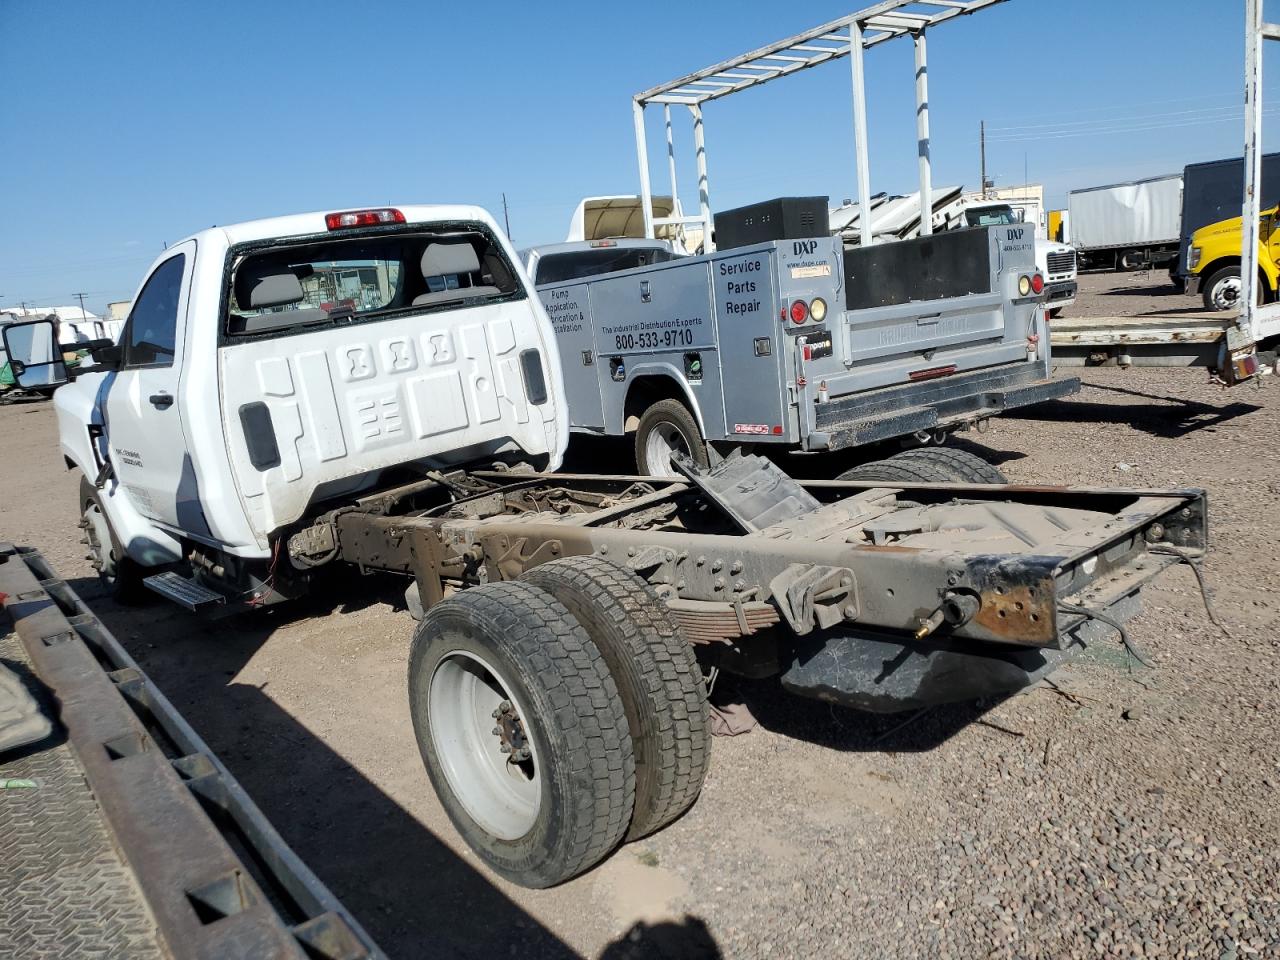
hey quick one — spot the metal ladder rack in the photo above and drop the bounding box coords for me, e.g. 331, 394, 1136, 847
1238, 0, 1280, 380
631, 0, 1005, 252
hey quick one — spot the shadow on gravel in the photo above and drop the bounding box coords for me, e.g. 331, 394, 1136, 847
714, 673, 1010, 754
1089, 281, 1183, 298
60, 574, 585, 959
1002, 392, 1261, 439
62, 571, 728, 960
599, 916, 722, 959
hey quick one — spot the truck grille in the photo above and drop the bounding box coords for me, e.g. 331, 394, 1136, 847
1046, 250, 1076, 276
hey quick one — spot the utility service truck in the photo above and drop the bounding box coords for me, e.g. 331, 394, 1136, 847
6, 203, 1210, 891
524, 195, 1075, 478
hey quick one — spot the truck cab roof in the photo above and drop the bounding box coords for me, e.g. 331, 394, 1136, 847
520, 238, 679, 287
178, 203, 500, 251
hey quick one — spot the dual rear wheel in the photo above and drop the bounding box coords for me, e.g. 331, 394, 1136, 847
836, 446, 1008, 484
408, 558, 709, 888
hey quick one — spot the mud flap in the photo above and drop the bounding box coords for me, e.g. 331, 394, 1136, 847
780, 594, 1141, 714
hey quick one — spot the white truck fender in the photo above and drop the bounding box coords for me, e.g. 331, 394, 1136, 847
95, 479, 184, 567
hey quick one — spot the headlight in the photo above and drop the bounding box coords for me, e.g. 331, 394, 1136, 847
1189, 246, 1202, 270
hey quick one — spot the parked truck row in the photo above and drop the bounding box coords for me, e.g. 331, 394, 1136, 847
3, 201, 1209, 889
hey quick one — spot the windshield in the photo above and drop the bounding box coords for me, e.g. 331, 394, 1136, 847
535, 246, 679, 285
964, 206, 1021, 228
226, 224, 523, 337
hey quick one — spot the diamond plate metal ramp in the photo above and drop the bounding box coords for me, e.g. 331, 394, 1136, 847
0, 543, 386, 960
0, 631, 165, 959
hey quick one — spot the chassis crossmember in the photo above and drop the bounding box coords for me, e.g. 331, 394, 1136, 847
291, 454, 1207, 713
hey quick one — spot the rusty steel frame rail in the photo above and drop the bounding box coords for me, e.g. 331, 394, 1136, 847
0, 543, 386, 960
328, 472, 1208, 651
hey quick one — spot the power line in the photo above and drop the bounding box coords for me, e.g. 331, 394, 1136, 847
986, 102, 1276, 135
985, 110, 1280, 144
983, 89, 1274, 126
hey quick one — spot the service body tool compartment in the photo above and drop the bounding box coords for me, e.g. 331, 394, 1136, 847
583, 256, 729, 440
712, 247, 789, 439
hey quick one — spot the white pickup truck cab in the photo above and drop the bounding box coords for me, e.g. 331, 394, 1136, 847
958, 202, 1078, 316
38, 205, 566, 602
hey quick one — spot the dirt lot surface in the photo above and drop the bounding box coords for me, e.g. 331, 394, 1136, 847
1069, 270, 1202, 320
3, 334, 1278, 956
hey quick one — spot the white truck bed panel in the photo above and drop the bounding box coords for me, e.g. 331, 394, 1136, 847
1068, 175, 1183, 250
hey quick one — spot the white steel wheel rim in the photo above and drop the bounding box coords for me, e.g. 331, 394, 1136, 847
429, 650, 541, 840
84, 501, 118, 583
645, 421, 690, 478
1211, 275, 1241, 310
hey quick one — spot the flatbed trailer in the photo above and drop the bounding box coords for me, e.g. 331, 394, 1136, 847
1049, 309, 1280, 368
0, 544, 385, 960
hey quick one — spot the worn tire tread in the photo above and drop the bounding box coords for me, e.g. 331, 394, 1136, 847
524, 557, 710, 839
410, 581, 635, 887
889, 447, 1008, 484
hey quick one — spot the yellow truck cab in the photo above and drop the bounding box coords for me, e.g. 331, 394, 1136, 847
1186, 206, 1280, 310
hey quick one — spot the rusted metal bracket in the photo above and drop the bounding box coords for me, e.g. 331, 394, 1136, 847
486, 535, 565, 581
768, 564, 858, 635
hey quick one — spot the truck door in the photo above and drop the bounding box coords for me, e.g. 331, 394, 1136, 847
104, 242, 195, 530
538, 283, 604, 429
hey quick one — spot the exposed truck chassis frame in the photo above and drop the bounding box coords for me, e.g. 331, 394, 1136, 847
289, 456, 1208, 712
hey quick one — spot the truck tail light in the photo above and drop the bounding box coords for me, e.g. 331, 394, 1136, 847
1031, 273, 1044, 295
810, 297, 827, 322
1018, 275, 1031, 296
789, 300, 809, 324
325, 208, 406, 230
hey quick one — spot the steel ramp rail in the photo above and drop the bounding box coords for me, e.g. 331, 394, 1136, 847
0, 543, 386, 960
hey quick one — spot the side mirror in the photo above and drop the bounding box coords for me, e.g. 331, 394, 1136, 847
2, 319, 69, 391
86, 339, 124, 369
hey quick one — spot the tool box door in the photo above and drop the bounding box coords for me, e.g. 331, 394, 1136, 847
712, 250, 787, 439
538, 282, 604, 429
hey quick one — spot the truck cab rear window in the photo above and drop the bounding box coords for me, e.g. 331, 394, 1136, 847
226, 226, 521, 337
535, 247, 679, 285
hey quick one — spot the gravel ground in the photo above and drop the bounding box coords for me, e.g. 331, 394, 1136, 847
1069, 270, 1200, 320
2, 291, 1277, 958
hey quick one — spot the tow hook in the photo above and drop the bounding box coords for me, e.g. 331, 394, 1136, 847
914, 590, 981, 640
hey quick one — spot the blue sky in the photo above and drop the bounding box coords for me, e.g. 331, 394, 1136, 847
2, 0, 1276, 315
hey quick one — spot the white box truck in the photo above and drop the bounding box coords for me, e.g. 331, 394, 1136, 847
1068, 174, 1184, 272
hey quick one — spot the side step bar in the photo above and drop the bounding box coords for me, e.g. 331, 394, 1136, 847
144, 571, 228, 611
0, 543, 385, 960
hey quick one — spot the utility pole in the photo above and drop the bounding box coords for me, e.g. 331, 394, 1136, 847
74, 292, 89, 320
979, 120, 987, 197
501, 193, 512, 242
